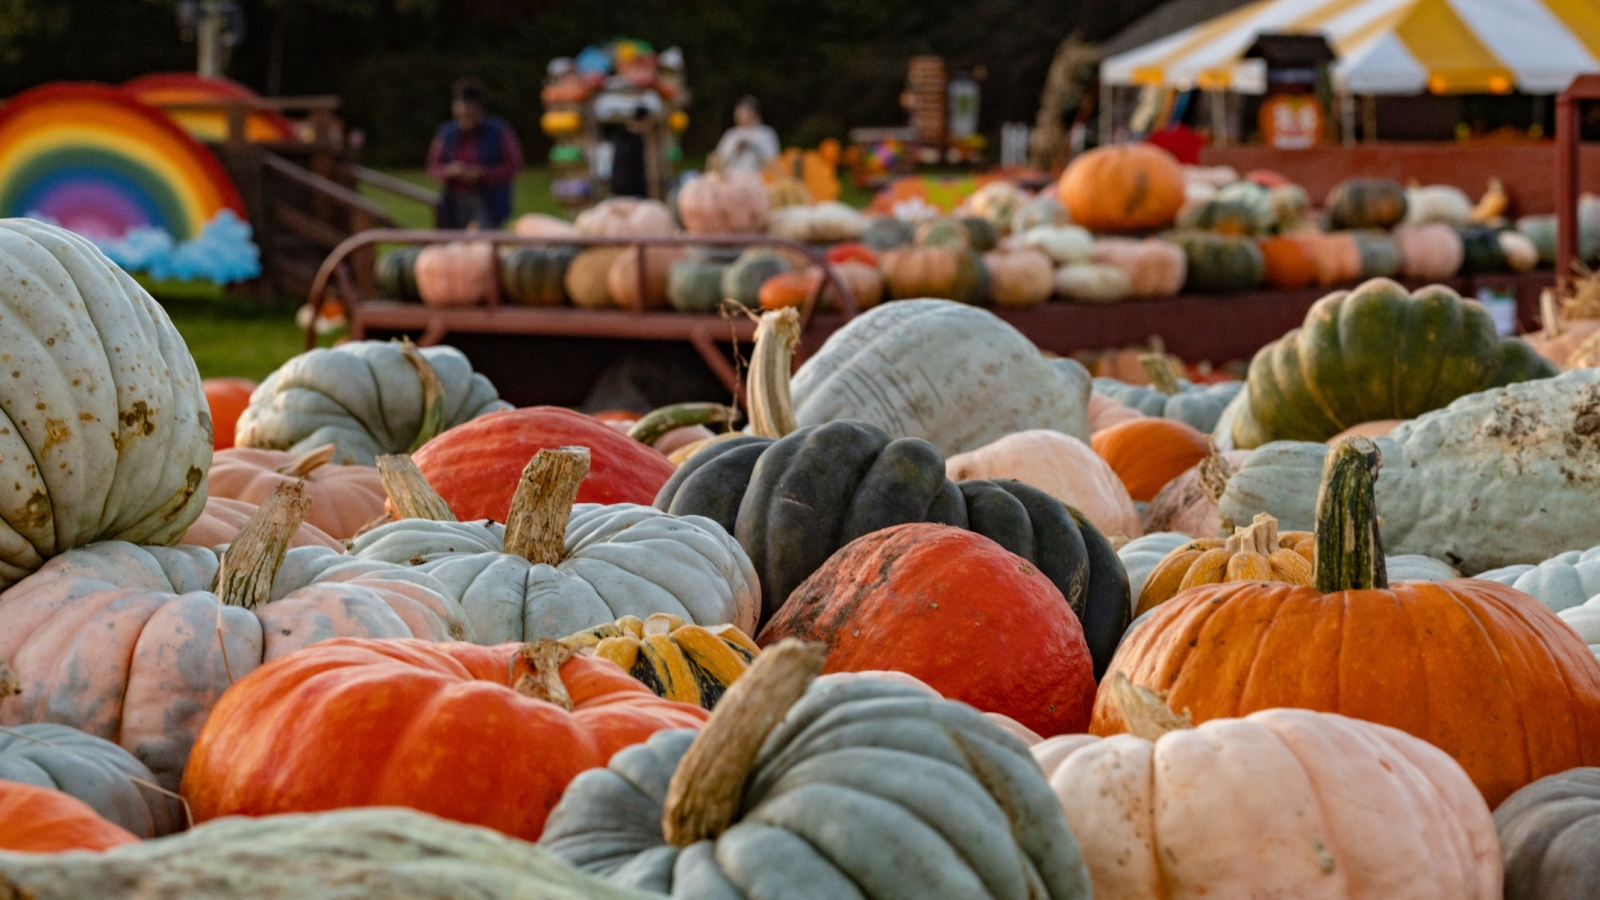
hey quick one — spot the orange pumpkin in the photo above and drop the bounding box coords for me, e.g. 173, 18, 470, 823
1090, 417, 1210, 502
207, 446, 386, 540
756, 523, 1097, 737
757, 269, 819, 310
180, 496, 343, 550
0, 780, 139, 853
1298, 232, 1364, 286
606, 245, 685, 311
415, 241, 495, 307
1058, 144, 1186, 233
203, 377, 256, 451
1095, 439, 1600, 808
1256, 236, 1319, 290
181, 638, 708, 841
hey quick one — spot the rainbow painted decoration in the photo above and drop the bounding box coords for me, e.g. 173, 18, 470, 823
125, 73, 296, 144
0, 83, 260, 283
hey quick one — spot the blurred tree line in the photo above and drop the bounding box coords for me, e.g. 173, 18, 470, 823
0, 0, 1156, 167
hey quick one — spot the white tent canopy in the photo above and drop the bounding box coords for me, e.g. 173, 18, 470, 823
1101, 0, 1600, 95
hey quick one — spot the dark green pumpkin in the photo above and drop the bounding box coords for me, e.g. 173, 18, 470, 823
721, 251, 792, 309
1457, 225, 1508, 274
960, 215, 999, 251
1176, 199, 1263, 236
499, 246, 577, 306
654, 421, 1131, 675
1239, 278, 1559, 445
1495, 767, 1600, 900
1326, 178, 1408, 229
1350, 229, 1403, 279
861, 216, 915, 251
375, 246, 423, 302
1167, 230, 1265, 293
915, 218, 972, 249
666, 260, 729, 313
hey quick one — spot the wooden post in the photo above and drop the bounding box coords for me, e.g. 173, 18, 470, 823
1557, 83, 1581, 295
348, 208, 377, 302
1361, 94, 1377, 143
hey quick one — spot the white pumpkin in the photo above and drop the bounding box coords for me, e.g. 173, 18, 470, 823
767, 201, 868, 243
1403, 184, 1474, 227
1010, 193, 1071, 234
0, 219, 212, 588
959, 180, 1026, 234
1022, 225, 1094, 265
349, 503, 761, 642
1477, 544, 1600, 612
1219, 370, 1600, 574
789, 299, 1092, 455
1117, 532, 1191, 604
1498, 230, 1539, 272
1055, 263, 1131, 303
1559, 600, 1600, 660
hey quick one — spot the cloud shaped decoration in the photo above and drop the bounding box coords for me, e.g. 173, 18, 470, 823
29, 209, 262, 284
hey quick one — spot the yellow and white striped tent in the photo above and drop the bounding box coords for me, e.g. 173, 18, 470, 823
1102, 0, 1600, 95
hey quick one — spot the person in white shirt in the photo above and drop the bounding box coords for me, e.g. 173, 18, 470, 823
713, 96, 780, 173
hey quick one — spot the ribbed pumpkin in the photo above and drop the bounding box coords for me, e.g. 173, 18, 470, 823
563, 247, 624, 309
1496, 768, 1600, 900
181, 495, 342, 550
499, 246, 577, 306
1090, 416, 1210, 503
375, 245, 423, 302
560, 613, 758, 710
1168, 231, 1264, 293
207, 445, 386, 540
180, 637, 708, 842
1039, 675, 1501, 900
606, 245, 685, 311
1303, 231, 1365, 286
758, 524, 1098, 736
1351, 229, 1404, 279
1143, 448, 1251, 538
983, 248, 1054, 307
676, 171, 769, 234
721, 250, 791, 309
573, 197, 676, 237
415, 241, 494, 307
1095, 439, 1600, 808
203, 377, 256, 451
1176, 198, 1263, 236
946, 429, 1141, 539
879, 245, 985, 303
1133, 511, 1313, 614
1059, 143, 1185, 233
412, 406, 674, 520
1326, 178, 1408, 229
860, 216, 914, 250
1090, 237, 1186, 296
665, 260, 728, 313
0, 780, 139, 853
1256, 236, 1318, 290
0, 717, 182, 840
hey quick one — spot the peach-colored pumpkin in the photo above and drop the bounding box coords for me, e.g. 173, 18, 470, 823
677, 171, 770, 234
1090, 238, 1186, 297
1299, 232, 1363, 286
414, 241, 494, 307
574, 197, 677, 237
564, 247, 625, 309
982, 248, 1055, 307
1395, 223, 1465, 281
1326, 420, 1404, 443
1089, 391, 1144, 433
1142, 449, 1251, 537
1033, 686, 1501, 900
945, 429, 1141, 538
181, 496, 343, 550
511, 213, 579, 238
606, 245, 686, 311
1524, 319, 1600, 369
207, 446, 386, 540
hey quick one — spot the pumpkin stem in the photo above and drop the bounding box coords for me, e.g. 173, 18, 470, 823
512, 639, 577, 710
1139, 353, 1181, 395
502, 447, 591, 565
627, 403, 741, 446
1313, 437, 1388, 593
0, 660, 18, 698
747, 308, 800, 439
661, 638, 826, 846
400, 340, 448, 452
1196, 440, 1235, 507
375, 454, 457, 522
275, 443, 336, 478
1224, 512, 1279, 556
1107, 672, 1192, 741
213, 481, 311, 610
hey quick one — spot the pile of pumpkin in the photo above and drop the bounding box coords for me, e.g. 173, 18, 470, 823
12, 217, 1600, 899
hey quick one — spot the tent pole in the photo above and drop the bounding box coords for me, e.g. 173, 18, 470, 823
1099, 82, 1114, 146
1340, 90, 1355, 146
1362, 94, 1377, 142
1211, 89, 1228, 147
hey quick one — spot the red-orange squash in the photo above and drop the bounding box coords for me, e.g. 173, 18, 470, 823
1058, 143, 1186, 233
411, 406, 676, 521
181, 638, 708, 841
207, 446, 387, 540
0, 780, 139, 853
757, 270, 817, 310
203, 377, 256, 451
1090, 417, 1211, 502
757, 523, 1097, 737
1095, 440, 1600, 808
1257, 236, 1319, 290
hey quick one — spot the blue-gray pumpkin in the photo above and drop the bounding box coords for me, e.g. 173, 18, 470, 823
0, 722, 183, 838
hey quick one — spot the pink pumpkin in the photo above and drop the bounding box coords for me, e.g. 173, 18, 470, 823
677, 171, 771, 234
415, 241, 494, 307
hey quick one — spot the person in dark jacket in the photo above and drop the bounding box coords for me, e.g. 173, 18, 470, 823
426, 79, 524, 229
609, 106, 651, 199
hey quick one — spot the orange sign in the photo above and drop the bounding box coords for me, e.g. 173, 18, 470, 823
1260, 94, 1323, 150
